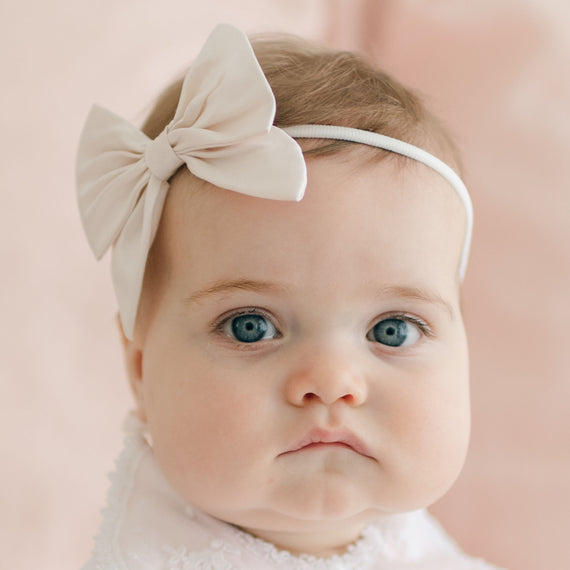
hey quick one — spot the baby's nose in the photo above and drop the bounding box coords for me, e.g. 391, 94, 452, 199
284, 349, 368, 407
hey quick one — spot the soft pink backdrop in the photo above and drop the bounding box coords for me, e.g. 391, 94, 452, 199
1, 1, 568, 569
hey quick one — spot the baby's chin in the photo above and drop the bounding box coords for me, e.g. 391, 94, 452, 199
217, 502, 402, 558
220, 506, 380, 551
205, 491, 406, 538
179, 463, 454, 535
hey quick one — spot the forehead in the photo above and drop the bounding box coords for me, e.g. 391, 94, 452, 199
160, 154, 466, 295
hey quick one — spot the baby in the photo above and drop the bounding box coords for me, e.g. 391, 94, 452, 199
77, 24, 505, 570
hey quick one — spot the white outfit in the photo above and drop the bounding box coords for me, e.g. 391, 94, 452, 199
82, 416, 506, 570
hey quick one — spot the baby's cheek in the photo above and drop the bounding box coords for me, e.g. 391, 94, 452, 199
158, 386, 256, 463
152, 398, 270, 512
410, 386, 470, 493
380, 372, 468, 496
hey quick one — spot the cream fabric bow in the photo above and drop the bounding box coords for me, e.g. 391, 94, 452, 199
76, 24, 307, 340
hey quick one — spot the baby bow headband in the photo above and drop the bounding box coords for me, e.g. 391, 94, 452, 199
76, 23, 472, 341
76, 24, 306, 339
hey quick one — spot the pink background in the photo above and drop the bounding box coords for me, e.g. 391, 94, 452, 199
1, 1, 568, 569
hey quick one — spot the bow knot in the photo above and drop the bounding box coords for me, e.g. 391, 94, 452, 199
144, 129, 183, 182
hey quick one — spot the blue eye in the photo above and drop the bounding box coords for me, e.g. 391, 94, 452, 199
367, 318, 421, 347
224, 314, 277, 343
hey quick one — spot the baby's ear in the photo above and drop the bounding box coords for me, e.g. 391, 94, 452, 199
116, 314, 148, 423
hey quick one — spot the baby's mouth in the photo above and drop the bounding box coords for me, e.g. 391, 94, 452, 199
280, 427, 375, 459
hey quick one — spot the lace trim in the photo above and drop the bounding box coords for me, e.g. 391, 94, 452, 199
163, 541, 242, 570
82, 414, 148, 570
160, 517, 385, 570
228, 523, 380, 570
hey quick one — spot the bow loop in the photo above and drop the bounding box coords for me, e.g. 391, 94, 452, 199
76, 104, 152, 259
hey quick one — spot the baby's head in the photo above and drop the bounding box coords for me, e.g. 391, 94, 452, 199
78, 25, 471, 555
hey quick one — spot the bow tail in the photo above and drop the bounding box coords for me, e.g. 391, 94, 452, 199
111, 177, 170, 339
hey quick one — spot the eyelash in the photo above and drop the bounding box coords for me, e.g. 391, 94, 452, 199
212, 307, 281, 337
211, 309, 434, 343
378, 312, 434, 338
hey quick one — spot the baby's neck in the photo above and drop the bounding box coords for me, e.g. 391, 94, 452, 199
237, 522, 366, 557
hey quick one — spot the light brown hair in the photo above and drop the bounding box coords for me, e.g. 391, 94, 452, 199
141, 33, 461, 170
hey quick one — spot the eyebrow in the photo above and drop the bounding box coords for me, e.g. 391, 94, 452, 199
184, 278, 288, 304
184, 279, 455, 317
377, 285, 455, 319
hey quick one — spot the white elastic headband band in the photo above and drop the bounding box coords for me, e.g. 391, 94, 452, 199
285, 124, 473, 280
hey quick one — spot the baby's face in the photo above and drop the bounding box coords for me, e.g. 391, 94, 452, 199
127, 153, 470, 549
